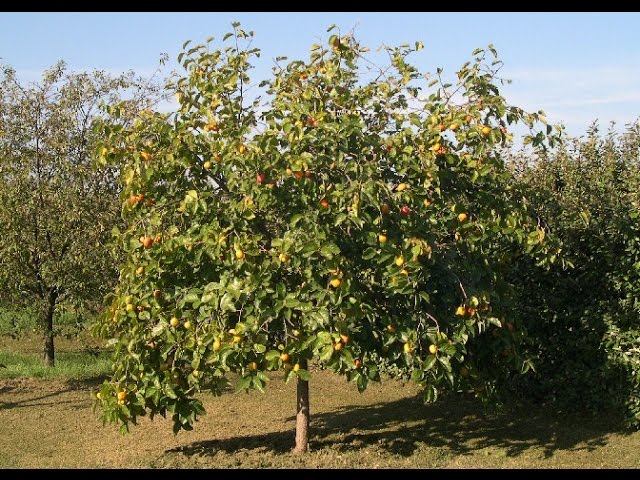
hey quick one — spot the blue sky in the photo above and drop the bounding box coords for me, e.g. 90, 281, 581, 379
1, 12, 639, 137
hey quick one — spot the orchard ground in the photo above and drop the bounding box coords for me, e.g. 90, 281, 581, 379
1, 336, 639, 468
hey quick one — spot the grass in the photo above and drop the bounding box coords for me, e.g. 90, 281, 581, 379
0, 348, 111, 381
1, 336, 640, 468
0, 334, 111, 381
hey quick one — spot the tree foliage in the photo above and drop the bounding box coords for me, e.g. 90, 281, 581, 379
94, 24, 559, 438
509, 121, 640, 427
0, 62, 163, 365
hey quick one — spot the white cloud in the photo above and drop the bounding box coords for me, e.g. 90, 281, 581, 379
500, 63, 640, 135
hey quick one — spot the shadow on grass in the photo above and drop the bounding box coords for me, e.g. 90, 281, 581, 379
0, 374, 107, 410
0, 386, 78, 410
169, 395, 625, 459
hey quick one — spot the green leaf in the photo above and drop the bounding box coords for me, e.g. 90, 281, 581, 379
236, 375, 252, 391
362, 247, 377, 260
164, 384, 177, 399
219, 293, 235, 312
320, 345, 334, 362
296, 369, 311, 381
423, 355, 437, 370
265, 350, 281, 361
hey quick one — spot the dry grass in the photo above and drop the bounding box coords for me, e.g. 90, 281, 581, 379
1, 336, 639, 468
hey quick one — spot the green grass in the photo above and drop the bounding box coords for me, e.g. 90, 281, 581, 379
0, 347, 111, 381
0, 304, 108, 380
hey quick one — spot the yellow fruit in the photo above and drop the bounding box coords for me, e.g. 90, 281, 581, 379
334, 342, 343, 351
292, 329, 301, 337
430, 143, 442, 152
330, 277, 342, 288
235, 249, 245, 260
233, 335, 242, 343
403, 343, 414, 353
481, 126, 492, 136
170, 317, 180, 328
117, 391, 126, 401
429, 344, 438, 355
400, 269, 409, 276
386, 324, 395, 333
203, 122, 219, 132
96, 392, 102, 400
280, 353, 290, 362
465, 114, 473, 124
456, 305, 466, 316
184, 320, 192, 330
293, 363, 301, 372
213, 338, 221, 351
125, 303, 135, 312
449, 122, 460, 131
279, 253, 290, 263
396, 183, 408, 192
136, 266, 144, 275
117, 399, 126, 406
423, 199, 432, 208
203, 161, 212, 170
124, 295, 133, 304
238, 144, 246, 154
248, 361, 258, 371
192, 369, 200, 377
340, 334, 349, 344
395, 256, 405, 267
378, 233, 388, 243
457, 212, 468, 223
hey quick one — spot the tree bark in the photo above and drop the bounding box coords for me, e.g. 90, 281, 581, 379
42, 288, 58, 367
293, 359, 310, 454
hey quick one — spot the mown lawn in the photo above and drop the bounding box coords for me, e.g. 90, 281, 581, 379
1, 337, 639, 468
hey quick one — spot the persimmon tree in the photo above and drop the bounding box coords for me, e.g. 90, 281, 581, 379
94, 24, 560, 452
0, 62, 162, 366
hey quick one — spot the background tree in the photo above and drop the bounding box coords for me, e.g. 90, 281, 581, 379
508, 121, 640, 428
94, 24, 560, 452
0, 62, 164, 366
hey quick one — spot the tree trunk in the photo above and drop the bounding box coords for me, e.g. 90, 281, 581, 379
42, 288, 58, 367
293, 359, 310, 454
